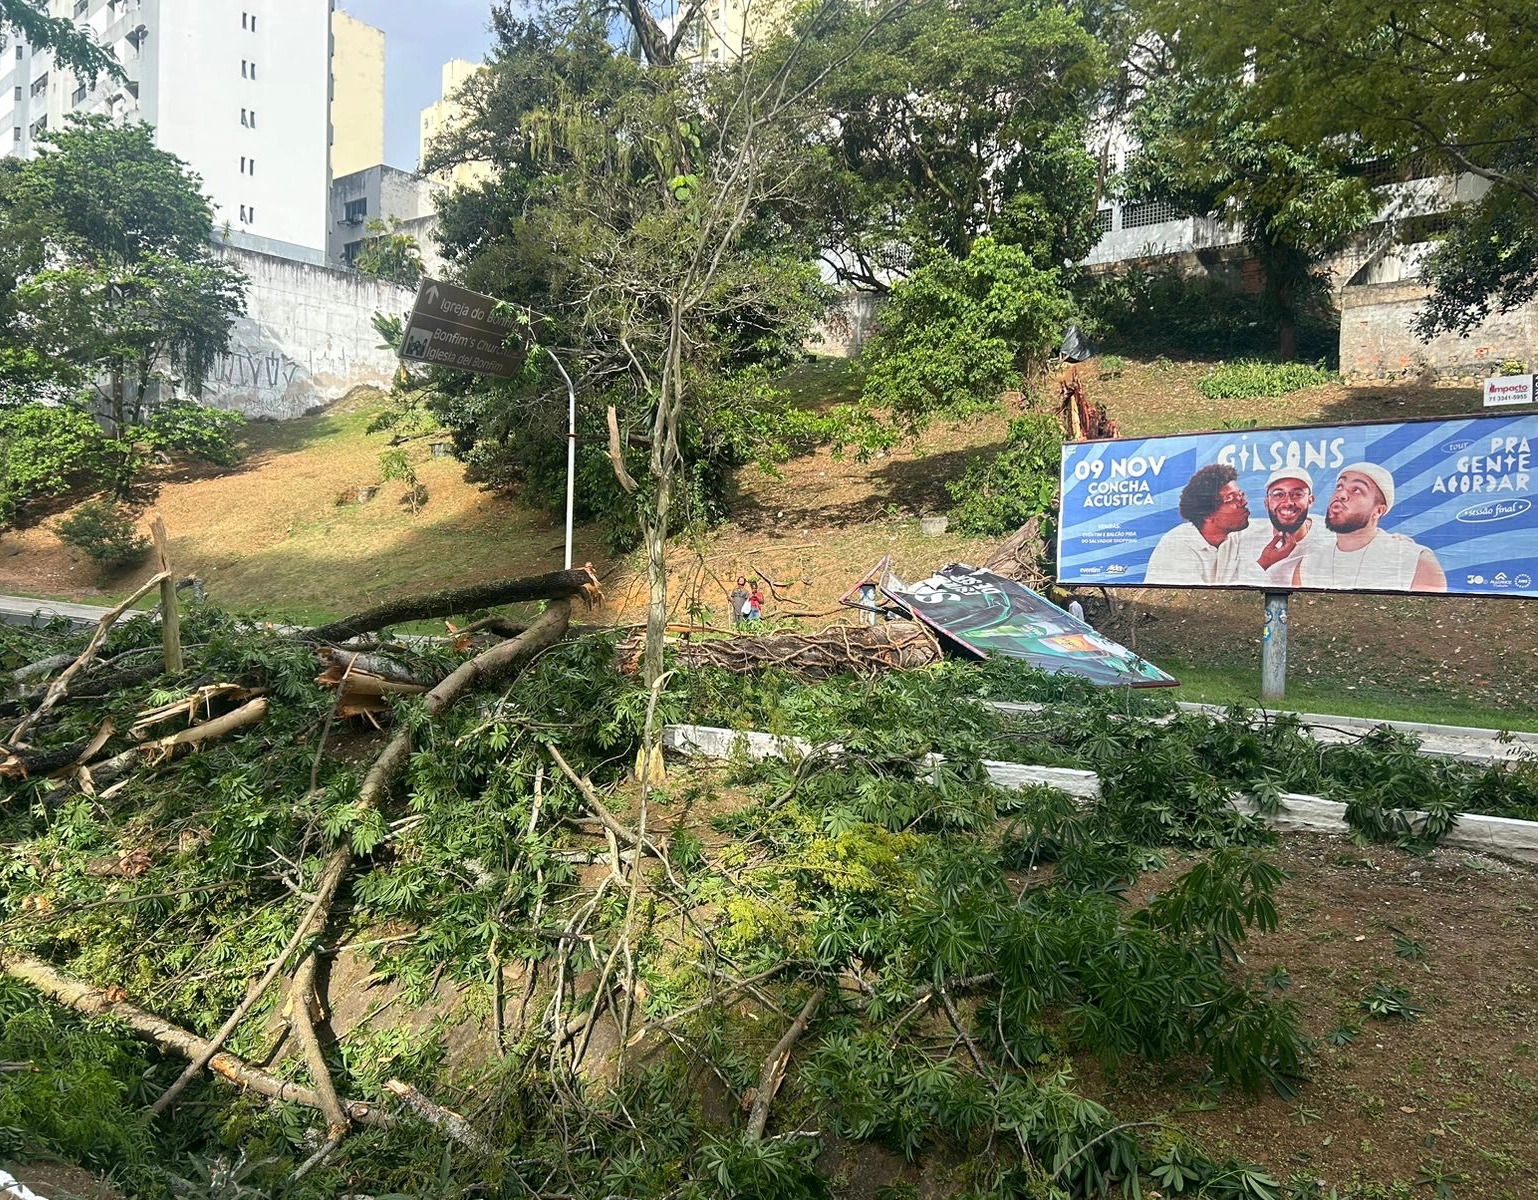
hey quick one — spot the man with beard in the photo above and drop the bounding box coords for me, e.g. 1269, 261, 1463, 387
1293, 463, 1447, 592
1229, 468, 1317, 586
1145, 463, 1249, 585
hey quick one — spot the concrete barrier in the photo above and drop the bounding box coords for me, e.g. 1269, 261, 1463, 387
662, 723, 1538, 867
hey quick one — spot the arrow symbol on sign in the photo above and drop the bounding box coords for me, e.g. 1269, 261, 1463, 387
426, 284, 440, 306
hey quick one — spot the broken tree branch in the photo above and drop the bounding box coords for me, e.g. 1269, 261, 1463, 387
425, 599, 574, 716
383, 1079, 495, 1156
744, 986, 824, 1142
8, 571, 169, 746
306, 568, 599, 644
1, 954, 394, 1131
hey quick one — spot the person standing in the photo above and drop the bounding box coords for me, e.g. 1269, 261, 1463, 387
1067, 597, 1086, 623
746, 581, 765, 625
728, 575, 750, 627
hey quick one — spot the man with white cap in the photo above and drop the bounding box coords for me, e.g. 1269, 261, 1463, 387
1292, 463, 1447, 592
1228, 466, 1318, 586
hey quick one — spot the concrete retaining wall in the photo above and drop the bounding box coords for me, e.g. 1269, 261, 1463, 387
200, 245, 416, 419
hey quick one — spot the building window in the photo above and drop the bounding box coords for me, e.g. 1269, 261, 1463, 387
16, 46, 23, 61
74, 0, 88, 15
12, 86, 19, 102
344, 198, 367, 224
72, 84, 87, 106
30, 73, 47, 98
1092, 208, 1113, 236
242, 59, 256, 79
343, 239, 363, 266
1121, 199, 1181, 229
12, 128, 20, 144
29, 116, 46, 138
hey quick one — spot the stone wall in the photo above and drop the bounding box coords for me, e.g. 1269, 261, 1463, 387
201, 245, 417, 419
1339, 279, 1538, 381
807, 292, 882, 358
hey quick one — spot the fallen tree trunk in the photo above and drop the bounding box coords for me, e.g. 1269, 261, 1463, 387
1, 954, 394, 1131
276, 600, 575, 1135
619, 622, 941, 679
306, 568, 599, 644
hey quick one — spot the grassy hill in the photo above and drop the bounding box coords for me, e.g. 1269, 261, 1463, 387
0, 359, 1531, 728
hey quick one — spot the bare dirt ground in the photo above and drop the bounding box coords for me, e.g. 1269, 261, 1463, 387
1100, 834, 1538, 1200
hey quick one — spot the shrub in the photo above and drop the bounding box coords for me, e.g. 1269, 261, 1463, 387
55, 499, 150, 570
0, 404, 110, 524
1078, 267, 1339, 363
1097, 354, 1126, 379
1197, 360, 1339, 399
946, 412, 1062, 537
144, 399, 245, 467
860, 239, 1072, 434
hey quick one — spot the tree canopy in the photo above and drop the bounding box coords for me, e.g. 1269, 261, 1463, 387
1135, 0, 1538, 335
0, 118, 246, 516
768, 0, 1109, 290
1, 0, 121, 82
1124, 73, 1375, 359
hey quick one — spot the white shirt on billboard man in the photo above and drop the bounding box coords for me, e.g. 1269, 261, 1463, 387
1292, 463, 1448, 592
1230, 468, 1317, 587
1145, 463, 1249, 585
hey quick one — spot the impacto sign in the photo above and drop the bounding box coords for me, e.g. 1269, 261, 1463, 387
1057, 413, 1538, 598
1484, 373, 1535, 408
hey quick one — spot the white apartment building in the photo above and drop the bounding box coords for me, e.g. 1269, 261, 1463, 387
1, 0, 333, 256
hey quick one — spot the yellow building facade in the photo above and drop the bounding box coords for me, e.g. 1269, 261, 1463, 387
330, 8, 387, 180
419, 59, 495, 190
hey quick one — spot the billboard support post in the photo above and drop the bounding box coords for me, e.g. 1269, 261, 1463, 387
1261, 592, 1289, 700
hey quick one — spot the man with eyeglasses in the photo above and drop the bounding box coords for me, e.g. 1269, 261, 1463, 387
1146, 463, 1249, 585
1230, 468, 1318, 586
1292, 463, 1447, 592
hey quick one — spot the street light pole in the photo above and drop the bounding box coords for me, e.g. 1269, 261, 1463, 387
544, 347, 577, 571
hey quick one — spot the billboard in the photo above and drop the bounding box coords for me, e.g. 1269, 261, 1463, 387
1057, 413, 1537, 597
881, 564, 1177, 687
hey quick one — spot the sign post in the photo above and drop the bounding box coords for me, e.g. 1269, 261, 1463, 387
399, 278, 578, 571
1260, 592, 1288, 700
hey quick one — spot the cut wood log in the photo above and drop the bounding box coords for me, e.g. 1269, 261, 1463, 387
305, 567, 600, 644
618, 621, 941, 679
1, 954, 395, 1131
383, 1079, 494, 1155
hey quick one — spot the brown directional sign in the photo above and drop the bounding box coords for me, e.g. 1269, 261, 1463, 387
399, 278, 525, 378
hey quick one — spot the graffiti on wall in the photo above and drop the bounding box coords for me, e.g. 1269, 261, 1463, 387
211, 348, 303, 395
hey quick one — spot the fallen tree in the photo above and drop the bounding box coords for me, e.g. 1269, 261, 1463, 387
305, 567, 600, 644
619, 621, 941, 679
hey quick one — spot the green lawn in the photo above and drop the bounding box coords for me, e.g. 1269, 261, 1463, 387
1164, 659, 1538, 732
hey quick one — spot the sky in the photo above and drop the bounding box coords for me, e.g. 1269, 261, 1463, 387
335, 0, 499, 170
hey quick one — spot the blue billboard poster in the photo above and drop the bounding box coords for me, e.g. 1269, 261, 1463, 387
1057, 414, 1538, 597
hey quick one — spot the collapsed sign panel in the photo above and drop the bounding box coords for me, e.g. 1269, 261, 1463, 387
881, 564, 1176, 688
1058, 413, 1538, 597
